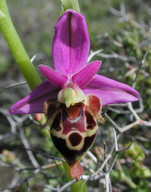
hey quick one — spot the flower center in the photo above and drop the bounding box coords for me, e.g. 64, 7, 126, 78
58, 83, 86, 108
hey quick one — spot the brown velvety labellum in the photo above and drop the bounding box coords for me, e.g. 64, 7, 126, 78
87, 95, 101, 114
62, 104, 85, 135
51, 112, 61, 131
51, 133, 97, 165
44, 98, 58, 119
82, 134, 96, 152
45, 94, 102, 180
85, 111, 97, 129
69, 133, 82, 146
51, 135, 80, 164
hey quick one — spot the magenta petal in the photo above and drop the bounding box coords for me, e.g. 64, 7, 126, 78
9, 81, 59, 114
52, 10, 90, 76
72, 61, 101, 88
39, 65, 68, 88
83, 74, 139, 106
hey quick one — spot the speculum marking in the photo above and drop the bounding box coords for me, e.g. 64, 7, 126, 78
69, 132, 82, 146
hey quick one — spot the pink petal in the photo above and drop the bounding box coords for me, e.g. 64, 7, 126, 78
52, 10, 90, 76
39, 65, 68, 88
9, 81, 59, 114
72, 61, 101, 88
83, 75, 139, 106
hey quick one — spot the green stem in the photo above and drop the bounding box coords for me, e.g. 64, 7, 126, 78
120, 172, 137, 189
116, 160, 137, 189
0, 0, 41, 90
61, 0, 80, 13
73, 0, 80, 12
63, 162, 88, 192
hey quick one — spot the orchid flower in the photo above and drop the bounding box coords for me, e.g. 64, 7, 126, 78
10, 10, 139, 180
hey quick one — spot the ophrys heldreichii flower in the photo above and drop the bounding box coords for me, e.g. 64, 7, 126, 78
10, 10, 139, 180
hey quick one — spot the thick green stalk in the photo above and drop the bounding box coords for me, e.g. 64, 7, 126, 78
0, 0, 41, 90
61, 0, 80, 13
63, 162, 88, 192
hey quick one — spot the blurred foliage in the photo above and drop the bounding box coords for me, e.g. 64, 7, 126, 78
111, 143, 151, 191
